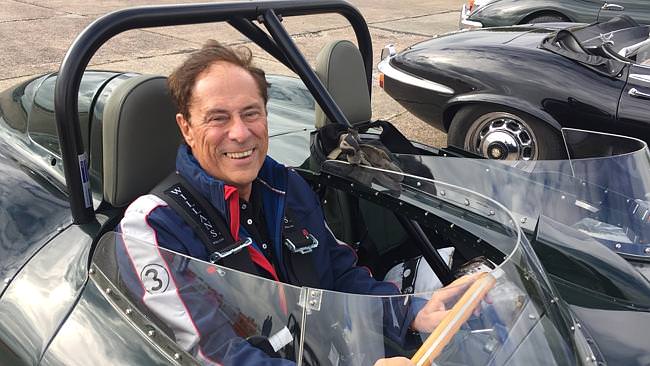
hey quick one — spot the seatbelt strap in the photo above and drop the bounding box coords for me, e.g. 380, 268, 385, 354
151, 173, 260, 275
281, 207, 322, 288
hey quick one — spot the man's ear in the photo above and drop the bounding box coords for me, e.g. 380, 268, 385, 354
176, 113, 193, 147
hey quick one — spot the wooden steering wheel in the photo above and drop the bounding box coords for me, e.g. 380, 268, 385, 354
411, 272, 496, 366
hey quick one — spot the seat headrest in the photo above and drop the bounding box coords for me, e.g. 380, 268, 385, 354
314, 40, 371, 128
102, 75, 180, 207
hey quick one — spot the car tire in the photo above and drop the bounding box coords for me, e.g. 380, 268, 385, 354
447, 105, 565, 160
525, 14, 569, 24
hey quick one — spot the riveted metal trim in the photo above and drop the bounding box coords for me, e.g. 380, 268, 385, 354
90, 263, 198, 365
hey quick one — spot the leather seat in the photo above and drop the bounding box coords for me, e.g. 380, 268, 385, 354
314, 40, 372, 128
102, 75, 181, 207
313, 41, 410, 275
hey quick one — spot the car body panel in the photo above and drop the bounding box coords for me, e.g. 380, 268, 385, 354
0, 138, 71, 295
618, 64, 650, 143
569, 304, 650, 365
534, 215, 650, 308
462, 0, 650, 28
599, 0, 650, 25
466, 0, 602, 27
40, 277, 179, 366
0, 224, 94, 364
382, 25, 627, 134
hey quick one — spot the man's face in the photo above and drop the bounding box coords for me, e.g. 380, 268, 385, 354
176, 62, 268, 197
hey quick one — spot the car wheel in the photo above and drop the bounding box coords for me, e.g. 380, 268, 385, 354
525, 14, 569, 24
447, 105, 565, 160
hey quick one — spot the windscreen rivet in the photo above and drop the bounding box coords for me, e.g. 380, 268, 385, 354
488, 210, 495, 216
148, 330, 155, 337
485, 168, 490, 172
375, 192, 379, 196
440, 190, 446, 196
528, 314, 536, 320
89, 268, 95, 275
399, 202, 403, 206
105, 288, 112, 295
615, 243, 622, 249
464, 199, 470, 206
520, 217, 527, 224
561, 195, 566, 200
424, 212, 429, 216
125, 308, 132, 315
416, 181, 422, 187
174, 353, 181, 360
309, 300, 317, 306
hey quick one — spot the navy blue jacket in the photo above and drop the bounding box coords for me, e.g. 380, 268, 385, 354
117, 145, 415, 365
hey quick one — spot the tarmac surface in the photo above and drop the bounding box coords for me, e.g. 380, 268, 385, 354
0, 0, 466, 146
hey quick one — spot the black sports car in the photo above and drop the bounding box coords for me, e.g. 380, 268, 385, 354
460, 0, 650, 29
379, 16, 650, 160
1, 1, 650, 365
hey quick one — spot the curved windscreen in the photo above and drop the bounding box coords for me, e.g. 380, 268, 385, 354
388, 129, 650, 261
92, 172, 587, 366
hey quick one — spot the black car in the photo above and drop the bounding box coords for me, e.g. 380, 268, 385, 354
379, 16, 650, 160
1, 1, 650, 365
460, 0, 650, 29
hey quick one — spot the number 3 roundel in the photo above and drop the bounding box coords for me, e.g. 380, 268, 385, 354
141, 264, 170, 294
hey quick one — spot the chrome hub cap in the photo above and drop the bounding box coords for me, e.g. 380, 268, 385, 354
464, 112, 538, 160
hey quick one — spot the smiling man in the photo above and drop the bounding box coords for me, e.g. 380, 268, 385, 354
117, 40, 468, 366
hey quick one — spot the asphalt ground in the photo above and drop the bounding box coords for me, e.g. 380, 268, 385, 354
0, 0, 466, 147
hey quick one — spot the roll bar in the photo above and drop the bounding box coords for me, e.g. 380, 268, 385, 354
54, 0, 372, 224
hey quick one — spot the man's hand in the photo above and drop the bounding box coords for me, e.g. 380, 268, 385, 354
410, 272, 485, 333
374, 357, 415, 366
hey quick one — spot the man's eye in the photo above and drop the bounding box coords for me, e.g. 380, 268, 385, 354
243, 110, 261, 121
208, 115, 229, 124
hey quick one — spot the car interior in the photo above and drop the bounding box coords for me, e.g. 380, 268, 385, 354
79, 36, 534, 365
92, 36, 507, 304
548, 16, 650, 66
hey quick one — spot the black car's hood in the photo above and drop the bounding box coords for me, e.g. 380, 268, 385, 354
393, 26, 557, 78
408, 25, 557, 51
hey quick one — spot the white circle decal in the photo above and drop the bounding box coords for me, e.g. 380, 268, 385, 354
141, 264, 170, 294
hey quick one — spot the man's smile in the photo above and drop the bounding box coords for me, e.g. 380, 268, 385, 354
225, 148, 254, 159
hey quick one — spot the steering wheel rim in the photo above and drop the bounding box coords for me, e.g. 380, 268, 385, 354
410, 273, 496, 366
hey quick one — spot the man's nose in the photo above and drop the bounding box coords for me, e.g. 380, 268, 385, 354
228, 115, 252, 142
